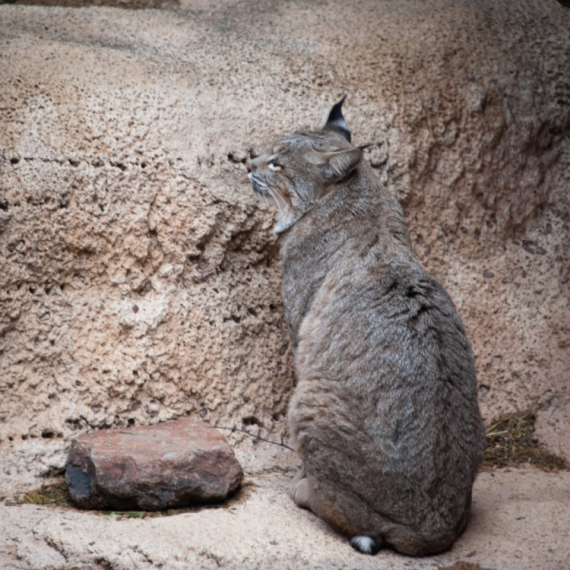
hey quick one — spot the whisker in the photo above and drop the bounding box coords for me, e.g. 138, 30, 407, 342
272, 188, 288, 211
267, 189, 284, 216
250, 175, 287, 215
251, 177, 271, 208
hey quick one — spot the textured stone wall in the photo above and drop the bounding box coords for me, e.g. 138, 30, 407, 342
1, 0, 569, 488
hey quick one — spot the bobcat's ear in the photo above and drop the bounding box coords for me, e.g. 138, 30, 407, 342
321, 96, 351, 142
322, 148, 362, 181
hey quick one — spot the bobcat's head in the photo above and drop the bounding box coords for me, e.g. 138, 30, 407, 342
247, 97, 363, 234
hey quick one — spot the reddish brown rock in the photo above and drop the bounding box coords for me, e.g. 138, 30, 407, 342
65, 419, 243, 511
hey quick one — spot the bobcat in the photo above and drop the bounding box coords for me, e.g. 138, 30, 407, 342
247, 98, 486, 556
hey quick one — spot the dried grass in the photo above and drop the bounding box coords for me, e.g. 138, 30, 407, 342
483, 410, 569, 472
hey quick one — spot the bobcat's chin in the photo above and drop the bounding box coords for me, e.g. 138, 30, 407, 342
274, 216, 294, 235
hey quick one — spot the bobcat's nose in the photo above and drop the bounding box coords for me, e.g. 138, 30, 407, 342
246, 162, 252, 173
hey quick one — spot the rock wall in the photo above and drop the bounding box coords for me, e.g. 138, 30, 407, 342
1, 0, 569, 489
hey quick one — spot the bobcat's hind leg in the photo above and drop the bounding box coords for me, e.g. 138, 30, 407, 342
290, 474, 378, 551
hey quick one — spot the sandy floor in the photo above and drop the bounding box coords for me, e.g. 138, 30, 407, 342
1, 446, 569, 570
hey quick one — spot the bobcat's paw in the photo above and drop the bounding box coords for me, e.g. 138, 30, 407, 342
290, 477, 311, 509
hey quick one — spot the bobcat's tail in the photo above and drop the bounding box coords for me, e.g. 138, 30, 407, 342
350, 536, 382, 555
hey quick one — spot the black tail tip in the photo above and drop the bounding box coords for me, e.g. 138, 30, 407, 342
350, 536, 382, 555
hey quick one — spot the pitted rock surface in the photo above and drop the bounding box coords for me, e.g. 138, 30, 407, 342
1, 0, 570, 491
65, 419, 243, 510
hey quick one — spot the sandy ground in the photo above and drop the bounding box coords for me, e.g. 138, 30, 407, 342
1, 442, 569, 570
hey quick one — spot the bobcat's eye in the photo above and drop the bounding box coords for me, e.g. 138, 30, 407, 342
268, 161, 282, 172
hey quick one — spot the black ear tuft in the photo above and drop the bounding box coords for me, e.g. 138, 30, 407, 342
322, 96, 351, 142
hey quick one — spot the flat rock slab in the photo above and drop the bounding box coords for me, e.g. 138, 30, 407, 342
65, 419, 243, 510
